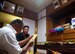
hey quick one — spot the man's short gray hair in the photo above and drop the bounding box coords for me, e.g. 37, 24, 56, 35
10, 19, 23, 26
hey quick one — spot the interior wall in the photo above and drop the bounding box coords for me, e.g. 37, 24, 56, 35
0, 12, 22, 23
37, 17, 46, 42
0, 11, 22, 28
37, 9, 46, 42
23, 8, 37, 21
37, 9, 46, 54
22, 18, 35, 36
22, 18, 35, 53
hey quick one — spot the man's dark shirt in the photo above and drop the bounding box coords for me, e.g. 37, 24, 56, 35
16, 32, 30, 47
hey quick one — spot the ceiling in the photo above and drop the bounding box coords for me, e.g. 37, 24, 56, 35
8, 0, 53, 13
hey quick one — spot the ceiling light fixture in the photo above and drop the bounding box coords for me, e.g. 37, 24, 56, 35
36, 0, 44, 6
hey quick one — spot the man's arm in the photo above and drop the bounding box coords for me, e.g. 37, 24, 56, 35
20, 34, 37, 54
19, 36, 32, 46
21, 40, 33, 54
3, 33, 22, 54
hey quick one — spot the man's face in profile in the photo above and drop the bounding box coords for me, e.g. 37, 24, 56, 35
15, 24, 23, 34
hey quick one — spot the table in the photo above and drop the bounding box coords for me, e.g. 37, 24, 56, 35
35, 44, 75, 54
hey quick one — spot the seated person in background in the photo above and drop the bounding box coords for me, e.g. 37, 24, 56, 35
0, 19, 33, 54
16, 25, 30, 47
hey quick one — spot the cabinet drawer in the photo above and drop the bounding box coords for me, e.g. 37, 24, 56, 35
63, 33, 75, 40
48, 36, 61, 40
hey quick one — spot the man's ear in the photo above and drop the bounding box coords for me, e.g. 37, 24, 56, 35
14, 23, 19, 27
11, 24, 17, 29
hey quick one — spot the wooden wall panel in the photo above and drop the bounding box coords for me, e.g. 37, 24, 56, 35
46, 17, 53, 41
46, 5, 54, 15
23, 9, 37, 21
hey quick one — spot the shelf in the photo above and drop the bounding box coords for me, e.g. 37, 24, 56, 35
48, 29, 75, 42
48, 0, 75, 18
49, 29, 75, 35
46, 0, 75, 42
63, 29, 75, 34
36, 44, 75, 53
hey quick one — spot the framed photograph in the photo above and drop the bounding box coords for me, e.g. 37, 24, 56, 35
61, 0, 68, 4
17, 6, 24, 14
0, 1, 3, 10
2, 1, 16, 13
52, 0, 60, 9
